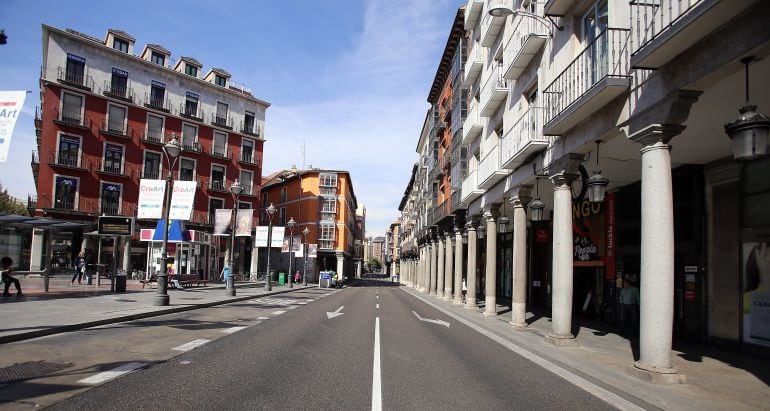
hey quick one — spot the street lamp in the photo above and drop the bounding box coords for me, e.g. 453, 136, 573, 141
287, 217, 296, 288
154, 134, 181, 306
264, 203, 277, 291
302, 226, 310, 286
227, 179, 243, 296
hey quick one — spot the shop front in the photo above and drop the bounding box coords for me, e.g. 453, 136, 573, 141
140, 220, 213, 280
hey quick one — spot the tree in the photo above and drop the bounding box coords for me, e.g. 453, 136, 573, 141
0, 183, 29, 216
368, 258, 382, 273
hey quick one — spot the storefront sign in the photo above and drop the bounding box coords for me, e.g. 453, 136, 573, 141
169, 180, 197, 220
536, 229, 549, 243
138, 179, 166, 219
0, 91, 27, 162
605, 191, 616, 279
98, 216, 133, 236
151, 219, 189, 241
742, 240, 770, 347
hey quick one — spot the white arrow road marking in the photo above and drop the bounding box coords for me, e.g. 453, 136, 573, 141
271, 310, 287, 315
326, 306, 345, 319
258, 316, 269, 320
372, 317, 382, 411
173, 339, 210, 352
78, 362, 147, 385
412, 311, 450, 328
222, 326, 247, 334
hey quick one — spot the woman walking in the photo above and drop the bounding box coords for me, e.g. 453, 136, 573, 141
71, 251, 86, 285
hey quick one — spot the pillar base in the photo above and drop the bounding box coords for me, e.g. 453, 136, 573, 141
153, 294, 170, 306
509, 321, 528, 330
442, 295, 452, 302
545, 333, 579, 347
452, 299, 463, 305
626, 362, 687, 384
482, 310, 497, 317
464, 303, 478, 310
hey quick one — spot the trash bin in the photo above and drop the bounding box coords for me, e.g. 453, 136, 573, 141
319, 271, 332, 288
278, 272, 285, 286
115, 273, 126, 292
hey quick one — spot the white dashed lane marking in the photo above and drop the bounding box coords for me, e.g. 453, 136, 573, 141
78, 362, 148, 385
172, 339, 210, 352
376, 304, 379, 309
222, 326, 247, 334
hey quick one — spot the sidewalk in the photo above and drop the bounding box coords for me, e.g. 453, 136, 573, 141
407, 288, 770, 411
0, 276, 311, 344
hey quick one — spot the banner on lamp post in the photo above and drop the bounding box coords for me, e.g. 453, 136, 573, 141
308, 244, 317, 258
0, 91, 27, 163
169, 180, 197, 220
255, 226, 269, 247
271, 227, 286, 248
137, 179, 166, 219
254, 226, 286, 247
213, 209, 232, 236
235, 209, 253, 237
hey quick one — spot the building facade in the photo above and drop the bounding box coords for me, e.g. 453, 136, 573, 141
257, 168, 362, 281
399, 0, 770, 383
30, 25, 268, 278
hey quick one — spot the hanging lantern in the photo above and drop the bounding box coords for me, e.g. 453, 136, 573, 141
529, 198, 545, 222
587, 140, 609, 203
488, 0, 513, 17
477, 222, 486, 239
498, 215, 510, 233
725, 57, 770, 161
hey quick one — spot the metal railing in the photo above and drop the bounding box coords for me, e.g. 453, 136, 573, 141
240, 121, 260, 136
210, 144, 229, 158
101, 202, 120, 215
144, 93, 171, 112
142, 129, 164, 144
239, 150, 257, 164
57, 66, 93, 90
31, 150, 39, 164
53, 196, 76, 211
630, 0, 703, 56
103, 81, 133, 101
101, 119, 132, 138
478, 147, 501, 185
179, 103, 204, 120
48, 151, 89, 170
479, 62, 508, 115
208, 178, 228, 191
500, 106, 546, 165
211, 113, 233, 129
543, 28, 630, 125
503, 3, 548, 78
97, 159, 124, 175
54, 108, 91, 129
143, 169, 161, 179
181, 140, 201, 152
461, 169, 479, 201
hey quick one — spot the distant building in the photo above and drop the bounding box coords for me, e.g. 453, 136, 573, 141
371, 236, 385, 272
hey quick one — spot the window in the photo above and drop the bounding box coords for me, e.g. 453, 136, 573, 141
320, 186, 336, 196
238, 201, 250, 210
241, 139, 254, 163
184, 92, 199, 117
211, 165, 226, 190
209, 197, 225, 224
280, 187, 287, 203
143, 151, 161, 179
212, 131, 227, 156
54, 175, 78, 211
113, 37, 129, 53
103, 143, 124, 174
101, 182, 122, 214
215, 102, 229, 126
107, 104, 127, 134
65, 53, 85, 85
584, 0, 609, 84
185, 64, 198, 77
322, 198, 337, 213
61, 92, 83, 125
151, 51, 165, 66
149, 81, 165, 108
239, 170, 253, 195
146, 114, 164, 142
279, 207, 286, 226
243, 110, 255, 134
319, 173, 338, 187
320, 224, 335, 249
57, 135, 81, 167
215, 75, 226, 87
261, 192, 268, 208
109, 68, 128, 98
182, 123, 197, 150
180, 158, 195, 181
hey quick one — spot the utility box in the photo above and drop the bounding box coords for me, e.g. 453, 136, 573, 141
319, 271, 333, 288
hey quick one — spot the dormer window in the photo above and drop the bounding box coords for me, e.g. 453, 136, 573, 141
151, 51, 165, 66
215, 75, 226, 87
185, 64, 198, 77
113, 37, 129, 53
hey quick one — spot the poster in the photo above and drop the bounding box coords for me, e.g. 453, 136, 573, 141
235, 209, 253, 237
254, 226, 286, 248
137, 179, 166, 219
0, 91, 27, 162
169, 180, 197, 220
255, 226, 269, 247
743, 241, 770, 347
308, 244, 317, 258
213, 209, 232, 236
271, 227, 286, 248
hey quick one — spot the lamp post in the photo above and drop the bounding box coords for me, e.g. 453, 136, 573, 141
154, 135, 181, 306
264, 203, 276, 291
303, 227, 310, 286
287, 217, 296, 288
227, 179, 243, 296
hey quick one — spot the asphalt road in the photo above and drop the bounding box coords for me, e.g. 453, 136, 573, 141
3, 280, 617, 410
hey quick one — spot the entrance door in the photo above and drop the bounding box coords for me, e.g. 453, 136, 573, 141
497, 232, 512, 299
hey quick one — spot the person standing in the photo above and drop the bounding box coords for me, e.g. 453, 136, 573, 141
619, 278, 640, 336
222, 260, 231, 288
2, 256, 22, 297
294, 270, 301, 284
71, 251, 85, 285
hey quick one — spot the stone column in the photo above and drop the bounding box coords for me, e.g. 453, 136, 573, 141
436, 234, 445, 298
453, 226, 464, 305
444, 230, 454, 300
546, 154, 583, 346
628, 124, 688, 384
483, 205, 499, 317
429, 240, 437, 296
122, 236, 131, 272
509, 186, 533, 328
465, 220, 478, 309
30, 228, 45, 271
335, 251, 344, 283
419, 245, 426, 292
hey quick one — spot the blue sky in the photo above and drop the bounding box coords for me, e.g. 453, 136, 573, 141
0, 0, 461, 236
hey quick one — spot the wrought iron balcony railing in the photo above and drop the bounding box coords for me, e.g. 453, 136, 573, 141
211, 113, 233, 130
209, 144, 230, 158
142, 129, 164, 145
179, 103, 204, 121
100, 119, 133, 139
57, 66, 93, 91
103, 81, 134, 102
53, 108, 91, 129
240, 121, 260, 137
144, 93, 171, 112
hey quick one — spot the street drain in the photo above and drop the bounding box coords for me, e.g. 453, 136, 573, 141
0, 361, 72, 387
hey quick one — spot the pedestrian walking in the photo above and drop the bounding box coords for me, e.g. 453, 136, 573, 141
294, 270, 301, 284
2, 256, 23, 297
619, 278, 640, 336
462, 278, 467, 303
71, 251, 85, 285
221, 260, 231, 288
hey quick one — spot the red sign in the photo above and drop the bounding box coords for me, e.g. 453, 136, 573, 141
536, 229, 549, 243
685, 290, 696, 301
605, 192, 616, 280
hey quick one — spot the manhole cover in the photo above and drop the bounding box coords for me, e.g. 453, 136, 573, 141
0, 361, 72, 387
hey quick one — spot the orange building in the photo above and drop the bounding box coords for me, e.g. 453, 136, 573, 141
257, 168, 362, 281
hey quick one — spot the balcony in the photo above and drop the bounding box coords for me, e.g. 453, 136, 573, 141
464, 0, 484, 29
100, 120, 133, 140
56, 66, 92, 91
543, 0, 574, 16
503, 8, 549, 80
48, 151, 90, 171
179, 104, 204, 122
142, 168, 161, 180
53, 108, 91, 130
477, 146, 507, 189
319, 240, 335, 250
181, 140, 202, 153
142, 130, 164, 145
95, 160, 130, 178
103, 81, 134, 103
500, 106, 548, 169
480, 10, 508, 47
462, 103, 484, 144
238, 150, 259, 166
100, 202, 121, 216
207, 178, 229, 193
144, 93, 171, 113
461, 169, 484, 206
630, 0, 753, 69
211, 113, 233, 130
479, 62, 509, 116
209, 144, 230, 159
240, 121, 260, 137
464, 45, 483, 84
543, 28, 630, 135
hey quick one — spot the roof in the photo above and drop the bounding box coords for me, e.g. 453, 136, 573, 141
427, 7, 465, 104
180, 56, 202, 67
0, 214, 93, 230
210, 67, 232, 78
107, 29, 135, 42
146, 43, 171, 55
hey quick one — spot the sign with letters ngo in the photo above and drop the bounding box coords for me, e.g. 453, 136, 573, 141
0, 91, 27, 162
137, 179, 166, 219
169, 181, 197, 220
